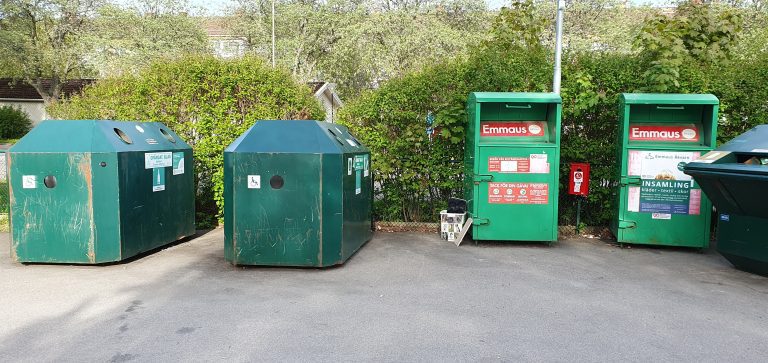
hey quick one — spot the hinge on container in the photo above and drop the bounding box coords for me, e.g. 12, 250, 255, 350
473, 174, 493, 183
618, 220, 637, 229
620, 176, 642, 186
474, 218, 489, 225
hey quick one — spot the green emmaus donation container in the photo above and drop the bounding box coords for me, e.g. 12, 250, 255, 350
8, 120, 195, 264
683, 125, 768, 276
612, 93, 718, 248
224, 120, 373, 267
464, 92, 562, 243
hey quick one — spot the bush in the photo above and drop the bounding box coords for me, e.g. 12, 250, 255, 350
0, 105, 32, 139
340, 44, 768, 226
48, 56, 324, 227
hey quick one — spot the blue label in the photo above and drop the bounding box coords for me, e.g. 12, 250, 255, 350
720, 214, 730, 222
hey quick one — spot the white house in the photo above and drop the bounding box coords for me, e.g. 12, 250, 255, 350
0, 79, 92, 125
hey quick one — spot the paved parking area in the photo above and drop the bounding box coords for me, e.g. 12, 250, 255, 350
1, 230, 767, 362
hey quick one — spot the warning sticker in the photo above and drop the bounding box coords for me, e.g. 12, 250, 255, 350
488, 154, 549, 174
488, 182, 548, 204
172, 152, 184, 175
145, 152, 172, 169
22, 175, 36, 189
152, 168, 165, 192
247, 175, 261, 189
489, 157, 529, 173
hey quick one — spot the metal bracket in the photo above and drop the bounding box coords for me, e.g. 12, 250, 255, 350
474, 218, 489, 225
620, 176, 642, 186
618, 220, 637, 229
473, 174, 493, 183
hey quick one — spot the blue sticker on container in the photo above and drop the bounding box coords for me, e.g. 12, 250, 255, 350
720, 214, 730, 222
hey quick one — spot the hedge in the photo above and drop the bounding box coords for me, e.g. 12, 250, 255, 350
48, 56, 324, 227
338, 49, 768, 226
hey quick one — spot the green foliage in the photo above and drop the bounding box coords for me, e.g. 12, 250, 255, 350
85, 2, 211, 77
484, 0, 547, 52
635, 1, 743, 92
339, 2, 552, 222
340, 2, 768, 226
0, 106, 32, 139
48, 56, 324, 227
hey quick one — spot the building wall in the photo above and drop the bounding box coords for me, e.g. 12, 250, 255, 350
0, 100, 48, 126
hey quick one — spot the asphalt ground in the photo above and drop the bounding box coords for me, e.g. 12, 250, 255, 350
1, 230, 767, 362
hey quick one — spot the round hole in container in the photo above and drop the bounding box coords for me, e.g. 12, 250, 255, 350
99, 161, 107, 167
270, 175, 284, 189
43, 175, 57, 188
114, 128, 132, 144
159, 128, 176, 143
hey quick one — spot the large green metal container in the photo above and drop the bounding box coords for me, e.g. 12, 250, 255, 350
611, 93, 718, 248
464, 92, 562, 243
8, 120, 195, 264
224, 120, 373, 267
683, 125, 768, 275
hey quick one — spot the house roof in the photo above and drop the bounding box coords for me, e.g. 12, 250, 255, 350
0, 79, 94, 100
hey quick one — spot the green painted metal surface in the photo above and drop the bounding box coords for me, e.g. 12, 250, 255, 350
8, 120, 195, 264
464, 92, 562, 243
683, 125, 768, 275
224, 120, 372, 267
611, 93, 718, 248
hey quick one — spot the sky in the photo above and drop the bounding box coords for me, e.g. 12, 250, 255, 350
187, 0, 674, 15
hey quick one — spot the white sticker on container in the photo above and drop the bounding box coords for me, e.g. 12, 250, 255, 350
172, 152, 184, 175
529, 154, 549, 174
145, 152, 173, 169
248, 175, 261, 189
364, 155, 369, 177
627, 186, 640, 212
22, 175, 36, 189
347, 158, 353, 175
652, 213, 672, 220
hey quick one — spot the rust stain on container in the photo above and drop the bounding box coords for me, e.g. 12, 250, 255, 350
76, 153, 96, 263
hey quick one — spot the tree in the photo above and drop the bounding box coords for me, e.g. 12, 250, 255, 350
634, 1, 743, 91
85, 1, 210, 77
0, 0, 103, 104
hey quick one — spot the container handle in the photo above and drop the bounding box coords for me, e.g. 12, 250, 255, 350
506, 104, 532, 109
656, 106, 685, 110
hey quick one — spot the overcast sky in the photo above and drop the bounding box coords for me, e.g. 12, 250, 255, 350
186, 0, 674, 15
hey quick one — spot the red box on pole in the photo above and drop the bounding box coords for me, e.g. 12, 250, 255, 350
568, 162, 590, 196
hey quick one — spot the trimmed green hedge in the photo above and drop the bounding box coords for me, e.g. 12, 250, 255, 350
48, 56, 324, 227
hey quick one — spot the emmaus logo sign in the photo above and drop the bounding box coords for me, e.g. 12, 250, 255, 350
629, 125, 699, 142
480, 121, 546, 137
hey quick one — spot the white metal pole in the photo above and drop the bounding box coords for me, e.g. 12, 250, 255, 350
553, 0, 565, 94
271, 0, 276, 68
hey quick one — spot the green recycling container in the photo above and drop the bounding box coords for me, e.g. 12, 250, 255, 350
224, 120, 372, 267
611, 94, 718, 248
464, 92, 562, 243
683, 125, 768, 275
8, 120, 195, 264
